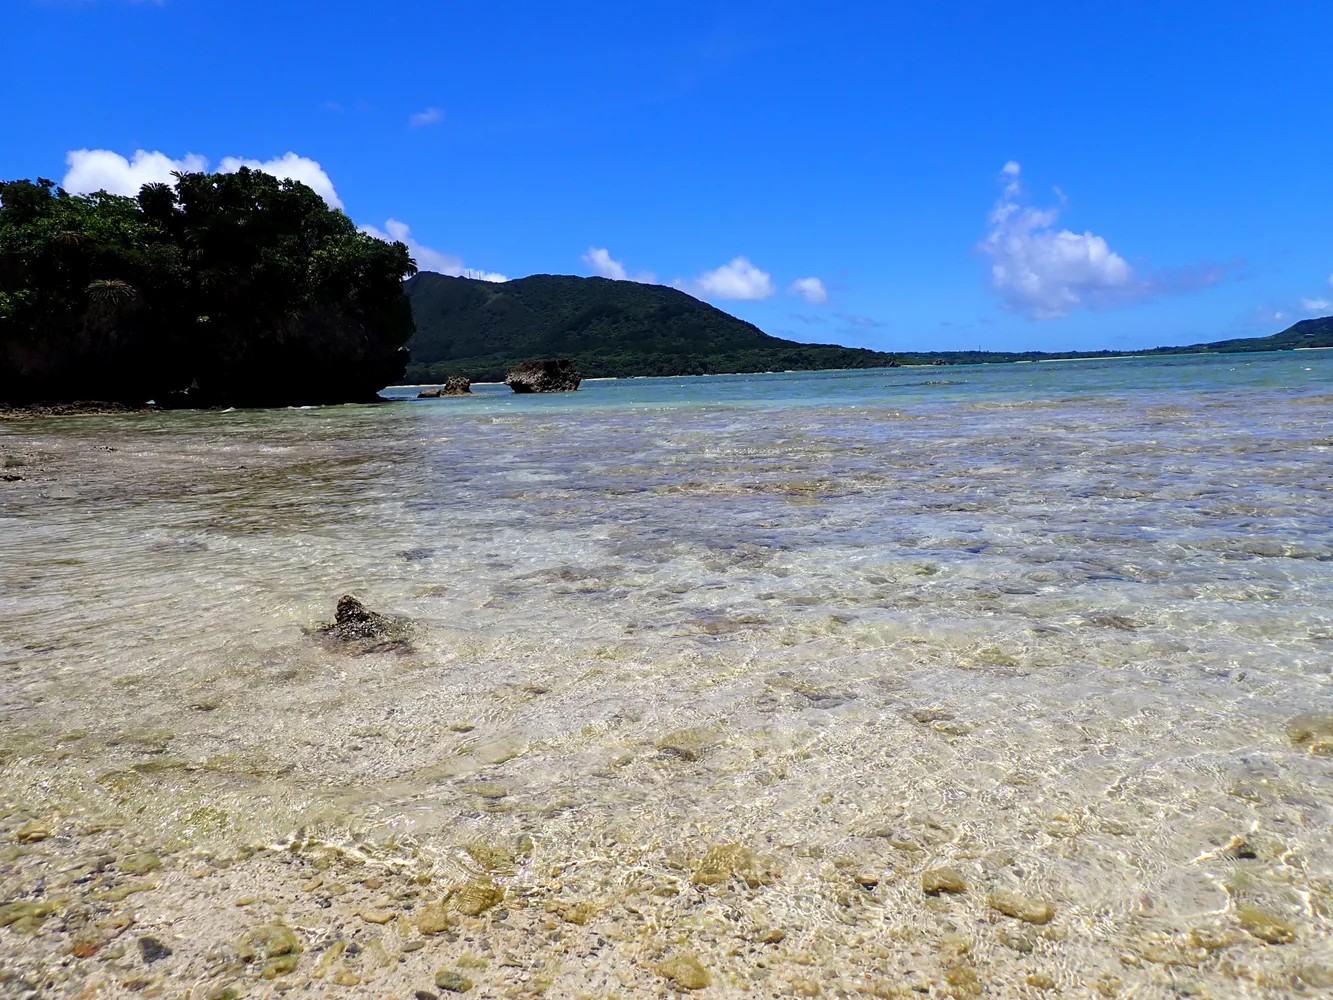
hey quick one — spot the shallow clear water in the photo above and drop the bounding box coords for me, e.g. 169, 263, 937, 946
2, 351, 1332, 995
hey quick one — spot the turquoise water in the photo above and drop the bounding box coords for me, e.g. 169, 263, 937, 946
387, 349, 1333, 408
2, 350, 1332, 996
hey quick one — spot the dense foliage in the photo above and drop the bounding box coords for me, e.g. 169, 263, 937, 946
0, 170, 415, 405
403, 273, 1332, 384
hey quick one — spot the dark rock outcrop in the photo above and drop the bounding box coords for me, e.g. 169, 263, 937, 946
312, 594, 413, 654
505, 358, 581, 393
417, 375, 471, 398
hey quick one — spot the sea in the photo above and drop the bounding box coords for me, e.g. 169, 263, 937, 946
1, 350, 1331, 997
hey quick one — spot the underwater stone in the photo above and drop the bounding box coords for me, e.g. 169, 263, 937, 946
416, 902, 455, 935
655, 727, 717, 762
1286, 714, 1333, 753
139, 936, 172, 963
693, 843, 758, 886
237, 923, 301, 962
989, 890, 1055, 924
314, 594, 413, 651
657, 953, 711, 990
922, 867, 967, 895
1237, 906, 1296, 944
434, 969, 475, 993
448, 879, 504, 916
262, 953, 300, 979
11, 820, 50, 843
122, 851, 161, 876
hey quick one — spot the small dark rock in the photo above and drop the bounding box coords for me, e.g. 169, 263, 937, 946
415, 992, 439, 1000
505, 359, 581, 393
139, 936, 172, 963
312, 595, 414, 653
417, 387, 442, 398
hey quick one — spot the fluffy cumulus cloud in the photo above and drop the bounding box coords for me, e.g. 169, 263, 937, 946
978, 161, 1137, 319
409, 107, 444, 127
581, 247, 656, 284
788, 276, 828, 304
678, 256, 775, 301
216, 153, 343, 209
63, 149, 208, 199
63, 149, 343, 209
361, 219, 506, 282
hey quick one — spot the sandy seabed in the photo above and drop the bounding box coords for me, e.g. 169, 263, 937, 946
1, 368, 1332, 998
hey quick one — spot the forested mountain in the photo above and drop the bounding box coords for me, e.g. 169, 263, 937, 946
403, 272, 1333, 383
403, 272, 903, 381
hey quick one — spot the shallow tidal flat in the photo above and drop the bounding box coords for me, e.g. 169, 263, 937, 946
1, 357, 1332, 999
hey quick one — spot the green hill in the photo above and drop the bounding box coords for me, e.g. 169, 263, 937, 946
402, 271, 1333, 383
402, 272, 904, 382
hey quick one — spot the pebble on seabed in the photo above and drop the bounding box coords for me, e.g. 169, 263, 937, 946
989, 890, 1055, 924
921, 866, 967, 895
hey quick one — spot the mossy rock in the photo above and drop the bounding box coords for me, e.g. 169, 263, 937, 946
657, 953, 711, 990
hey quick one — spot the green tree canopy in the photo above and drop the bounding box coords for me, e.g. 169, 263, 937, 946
0, 168, 416, 406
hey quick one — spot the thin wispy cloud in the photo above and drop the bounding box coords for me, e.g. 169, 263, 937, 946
836, 312, 886, 328
409, 107, 444, 127
1301, 272, 1333, 314
361, 219, 506, 282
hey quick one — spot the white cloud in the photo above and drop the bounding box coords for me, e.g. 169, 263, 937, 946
788, 276, 827, 304
978, 161, 1135, 319
216, 153, 343, 209
63, 149, 208, 199
63, 149, 343, 209
583, 247, 628, 280
678, 256, 775, 301
581, 247, 656, 283
409, 107, 444, 127
1302, 297, 1332, 313
361, 218, 506, 282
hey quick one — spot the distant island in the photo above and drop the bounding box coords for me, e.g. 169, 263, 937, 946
0, 172, 414, 407
405, 271, 1333, 383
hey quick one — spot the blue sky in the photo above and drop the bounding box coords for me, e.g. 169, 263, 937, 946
4, 0, 1330, 353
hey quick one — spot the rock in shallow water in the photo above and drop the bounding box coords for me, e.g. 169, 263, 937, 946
922, 866, 967, 895
1286, 714, 1333, 753
989, 890, 1055, 924
657, 953, 711, 990
435, 969, 474, 993
313, 595, 413, 652
139, 936, 172, 963
505, 358, 581, 393
1238, 906, 1296, 944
